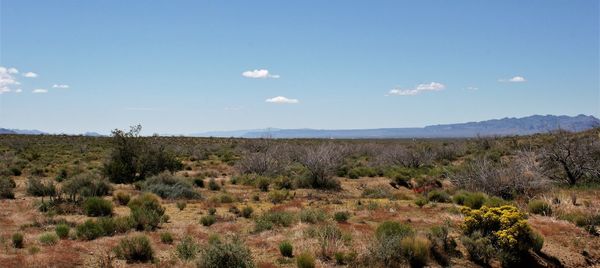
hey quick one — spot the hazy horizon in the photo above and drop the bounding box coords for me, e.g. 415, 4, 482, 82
1, 1, 598, 135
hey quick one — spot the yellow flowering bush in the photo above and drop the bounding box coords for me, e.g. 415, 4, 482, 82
461, 205, 543, 266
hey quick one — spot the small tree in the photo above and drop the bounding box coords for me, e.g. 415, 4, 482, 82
541, 130, 599, 186
297, 143, 346, 190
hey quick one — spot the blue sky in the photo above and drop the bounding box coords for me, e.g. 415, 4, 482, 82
0, 0, 598, 134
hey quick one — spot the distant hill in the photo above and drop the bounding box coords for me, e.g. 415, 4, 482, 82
193, 114, 600, 139
0, 128, 46, 135
0, 128, 17, 134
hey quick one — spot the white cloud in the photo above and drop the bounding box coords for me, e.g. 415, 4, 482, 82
15, 89, 22, 93
265, 96, 299, 104
0, 66, 21, 93
499, 76, 526, 83
32, 88, 48, 93
242, 69, 280, 79
388, 82, 446, 96
465, 86, 479, 91
52, 84, 70, 89
23, 72, 38, 78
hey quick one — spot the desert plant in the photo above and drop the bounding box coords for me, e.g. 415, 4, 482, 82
400, 236, 430, 268
333, 211, 350, 223
176, 236, 199, 261
196, 237, 255, 268
193, 177, 205, 187
200, 215, 216, 226
279, 241, 293, 257
141, 171, 201, 199
461, 231, 495, 265
128, 193, 166, 230
268, 189, 289, 204
55, 223, 70, 239
12, 232, 24, 248
297, 143, 346, 190
113, 191, 131, 205
62, 173, 111, 202
160, 232, 174, 244
528, 199, 552, 216
427, 190, 451, 203
177, 201, 187, 211
208, 178, 221, 191
0, 177, 16, 199
296, 252, 316, 268
254, 211, 296, 232
83, 197, 113, 217
371, 221, 415, 267
27, 177, 57, 197
113, 235, 154, 263
299, 208, 327, 224
76, 219, 104, 240
256, 177, 270, 192
414, 197, 428, 208
208, 207, 217, 215
241, 206, 254, 218
39, 233, 58, 246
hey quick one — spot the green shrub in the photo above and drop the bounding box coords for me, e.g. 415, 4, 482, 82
103, 125, 182, 184
375, 221, 414, 241
268, 189, 289, 204
128, 193, 166, 231
296, 252, 315, 268
176, 236, 199, 261
299, 208, 327, 224
55, 223, 70, 239
197, 237, 255, 268
160, 232, 174, 244
62, 173, 111, 201
201, 215, 216, 226
461, 231, 495, 265
113, 235, 154, 263
55, 168, 68, 182
333, 211, 350, 223
361, 187, 392, 199
208, 178, 221, 191
83, 197, 113, 217
257, 177, 270, 192
39, 233, 58, 246
76, 219, 104, 240
208, 207, 217, 215
334, 252, 346, 265
528, 200, 552, 216
484, 196, 507, 207
114, 216, 135, 233
279, 240, 293, 257
400, 236, 430, 268
371, 221, 415, 267
254, 211, 296, 232
176, 201, 187, 211
12, 232, 24, 248
193, 177, 205, 188
427, 190, 451, 203
113, 191, 131, 206
414, 197, 428, 208
241, 206, 254, 218
97, 217, 118, 236
0, 177, 16, 199
219, 193, 234, 203
427, 224, 457, 266
26, 177, 56, 197
141, 172, 201, 199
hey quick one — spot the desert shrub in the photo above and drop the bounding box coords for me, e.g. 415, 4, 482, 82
427, 190, 451, 203
528, 199, 552, 216
12, 232, 24, 248
113, 191, 131, 205
208, 207, 217, 215
177, 236, 199, 261
241, 206, 254, 218
268, 189, 289, 204
254, 211, 296, 232
453, 191, 487, 209
400, 236, 430, 268
197, 237, 255, 268
141, 171, 201, 199
371, 221, 415, 267
200, 215, 216, 226
334, 211, 350, 223
83, 197, 113, 217
279, 241, 293, 257
97, 217, 119, 236
236, 143, 288, 177
427, 224, 457, 266
128, 193, 166, 231
461, 231, 495, 265
175, 201, 187, 211
274, 176, 295, 190
55, 168, 68, 182
114, 216, 135, 233
484, 196, 507, 207
348, 166, 378, 179
297, 143, 346, 190
62, 173, 111, 201
76, 219, 104, 240
256, 177, 270, 192
207, 178, 220, 191
193, 177, 205, 187
362, 186, 392, 199
160, 232, 174, 244
414, 197, 428, 207
219, 193, 234, 203
113, 235, 154, 263
103, 125, 182, 184
0, 177, 16, 199
541, 130, 599, 186
55, 223, 70, 239
461, 205, 544, 265
39, 233, 58, 246
27, 177, 56, 197
296, 251, 316, 268
299, 208, 327, 224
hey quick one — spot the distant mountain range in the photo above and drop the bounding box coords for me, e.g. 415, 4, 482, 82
2, 115, 599, 139
192, 114, 600, 139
